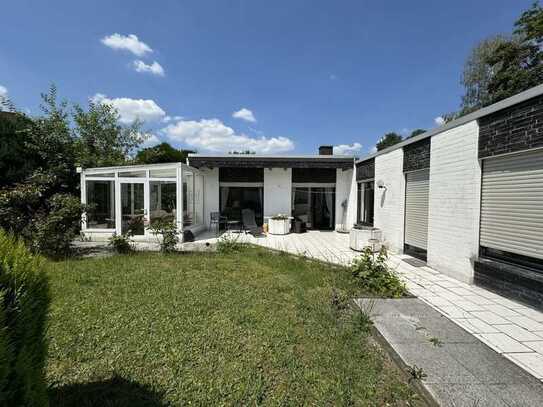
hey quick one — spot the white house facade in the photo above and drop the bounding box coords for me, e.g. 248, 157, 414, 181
80, 84, 543, 308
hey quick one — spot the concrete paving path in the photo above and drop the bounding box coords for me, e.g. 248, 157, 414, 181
357, 298, 543, 407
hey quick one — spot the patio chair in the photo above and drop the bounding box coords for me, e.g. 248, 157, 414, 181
242, 209, 263, 236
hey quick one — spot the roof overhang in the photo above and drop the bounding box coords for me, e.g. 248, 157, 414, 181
188, 155, 355, 170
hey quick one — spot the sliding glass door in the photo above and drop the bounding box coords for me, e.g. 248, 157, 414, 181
292, 186, 335, 230
220, 186, 264, 226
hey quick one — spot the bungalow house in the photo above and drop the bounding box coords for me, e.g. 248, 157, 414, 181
79, 83, 543, 307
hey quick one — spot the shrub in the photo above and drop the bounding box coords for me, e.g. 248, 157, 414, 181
108, 233, 133, 254
0, 175, 84, 259
148, 217, 179, 253
31, 193, 84, 258
0, 230, 50, 406
351, 247, 407, 298
216, 233, 246, 254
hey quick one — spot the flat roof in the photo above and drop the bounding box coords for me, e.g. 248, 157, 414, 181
188, 154, 355, 169
356, 83, 543, 164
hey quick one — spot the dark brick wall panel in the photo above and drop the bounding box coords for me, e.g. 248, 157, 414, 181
403, 138, 431, 172
479, 94, 543, 159
219, 167, 263, 182
474, 258, 543, 311
355, 158, 375, 181
292, 168, 336, 183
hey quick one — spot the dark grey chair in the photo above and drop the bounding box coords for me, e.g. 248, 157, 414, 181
242, 209, 263, 236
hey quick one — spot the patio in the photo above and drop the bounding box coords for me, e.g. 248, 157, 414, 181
195, 230, 543, 382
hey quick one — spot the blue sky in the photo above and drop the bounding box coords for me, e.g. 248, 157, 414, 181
0, 0, 534, 155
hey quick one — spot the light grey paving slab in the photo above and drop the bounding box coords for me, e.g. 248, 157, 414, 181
475, 333, 533, 353
496, 324, 543, 342
507, 316, 543, 332
360, 298, 543, 407
469, 311, 511, 325
454, 318, 500, 334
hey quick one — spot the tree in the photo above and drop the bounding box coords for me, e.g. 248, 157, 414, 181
73, 101, 144, 168
460, 35, 509, 113
376, 132, 403, 151
135, 142, 194, 164
0, 112, 38, 186
408, 129, 426, 138
486, 3, 543, 104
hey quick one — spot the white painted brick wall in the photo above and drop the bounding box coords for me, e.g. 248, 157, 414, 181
335, 167, 357, 230
427, 120, 481, 283
264, 168, 292, 217
201, 167, 219, 229
374, 149, 405, 252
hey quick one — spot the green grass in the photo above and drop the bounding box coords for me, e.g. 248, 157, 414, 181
45, 246, 419, 406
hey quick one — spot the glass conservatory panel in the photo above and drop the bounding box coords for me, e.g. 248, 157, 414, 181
150, 168, 177, 178
183, 171, 194, 226
86, 180, 115, 229
121, 183, 145, 235
87, 172, 115, 178
118, 170, 146, 178
150, 181, 177, 226
194, 174, 204, 225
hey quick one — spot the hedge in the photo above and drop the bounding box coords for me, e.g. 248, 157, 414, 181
0, 230, 50, 406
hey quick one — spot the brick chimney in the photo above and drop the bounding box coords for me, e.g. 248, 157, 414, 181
319, 145, 333, 155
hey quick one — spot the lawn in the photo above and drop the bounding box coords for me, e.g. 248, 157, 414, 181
45, 246, 419, 406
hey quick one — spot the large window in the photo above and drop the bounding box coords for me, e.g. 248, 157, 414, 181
357, 180, 374, 226
220, 187, 264, 226
86, 180, 115, 229
291, 186, 335, 230
183, 171, 194, 226
150, 181, 176, 225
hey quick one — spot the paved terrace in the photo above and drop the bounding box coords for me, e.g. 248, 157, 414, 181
196, 230, 543, 383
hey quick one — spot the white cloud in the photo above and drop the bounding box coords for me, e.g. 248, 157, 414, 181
333, 142, 362, 155
133, 60, 165, 76
101, 33, 152, 57
141, 133, 161, 148
162, 115, 184, 123
370, 146, 378, 154
162, 118, 294, 154
91, 93, 166, 124
434, 116, 445, 126
232, 108, 256, 123
0, 85, 7, 98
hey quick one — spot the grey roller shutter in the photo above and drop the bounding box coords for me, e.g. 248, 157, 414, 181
405, 169, 430, 250
480, 149, 543, 260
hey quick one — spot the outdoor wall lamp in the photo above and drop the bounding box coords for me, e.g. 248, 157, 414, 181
377, 180, 387, 190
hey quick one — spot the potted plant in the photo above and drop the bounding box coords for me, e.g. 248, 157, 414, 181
268, 214, 290, 235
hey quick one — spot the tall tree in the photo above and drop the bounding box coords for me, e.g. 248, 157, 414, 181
408, 129, 426, 138
460, 35, 509, 113
486, 2, 543, 104
135, 142, 194, 164
376, 132, 403, 151
73, 101, 144, 168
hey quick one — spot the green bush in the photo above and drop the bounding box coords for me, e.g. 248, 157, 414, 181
148, 217, 179, 253
31, 193, 84, 258
351, 247, 407, 298
108, 233, 134, 254
0, 230, 50, 406
0, 176, 84, 259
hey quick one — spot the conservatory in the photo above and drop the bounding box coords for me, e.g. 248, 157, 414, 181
78, 162, 204, 241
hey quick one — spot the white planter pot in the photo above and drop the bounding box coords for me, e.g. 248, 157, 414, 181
349, 227, 382, 252
268, 218, 290, 235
